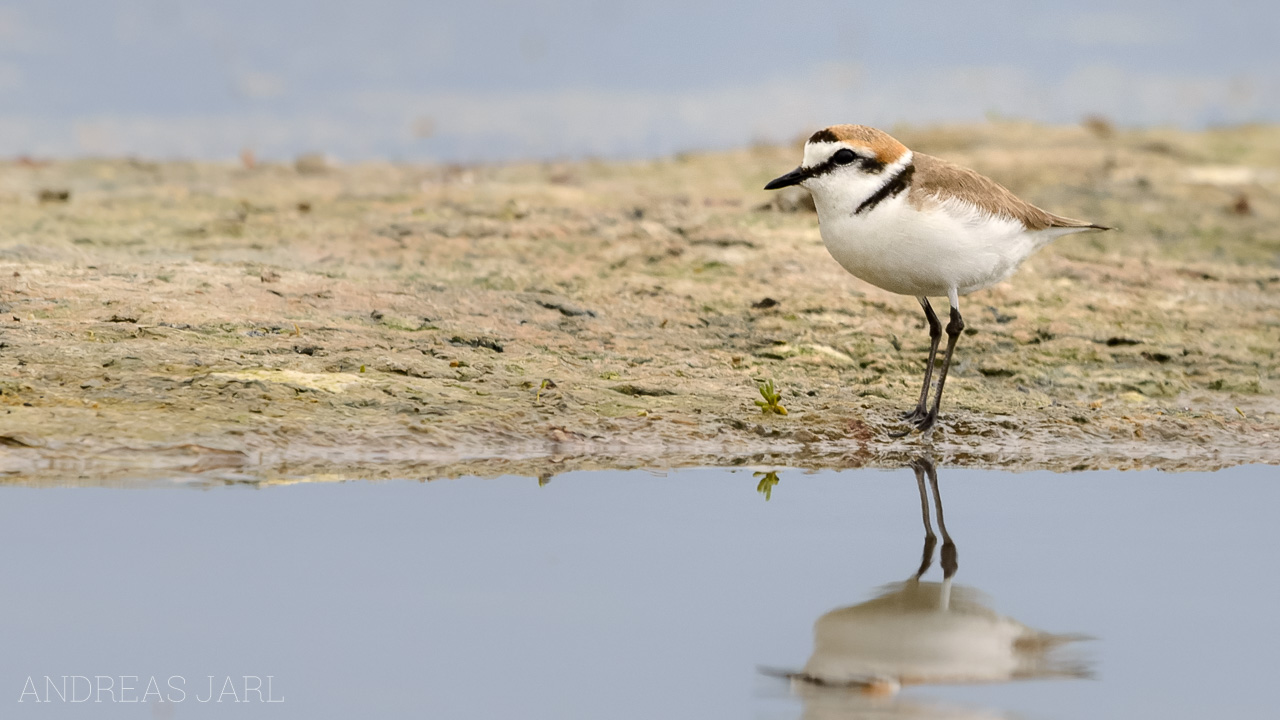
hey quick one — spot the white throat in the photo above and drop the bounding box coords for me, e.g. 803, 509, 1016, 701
804, 149, 914, 219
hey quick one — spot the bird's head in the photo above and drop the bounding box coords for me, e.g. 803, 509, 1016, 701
765, 125, 911, 210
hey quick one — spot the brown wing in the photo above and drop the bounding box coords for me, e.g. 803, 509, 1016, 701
909, 153, 1108, 231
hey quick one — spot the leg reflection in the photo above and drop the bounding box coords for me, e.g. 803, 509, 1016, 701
914, 456, 957, 610
911, 459, 938, 580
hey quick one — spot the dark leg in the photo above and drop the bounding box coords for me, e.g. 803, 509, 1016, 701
914, 303, 965, 432
911, 457, 937, 579
902, 297, 943, 422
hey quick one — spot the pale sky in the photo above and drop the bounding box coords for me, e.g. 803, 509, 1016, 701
0, 1, 1275, 160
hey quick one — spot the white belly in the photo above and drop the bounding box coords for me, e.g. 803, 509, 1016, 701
816, 195, 1052, 298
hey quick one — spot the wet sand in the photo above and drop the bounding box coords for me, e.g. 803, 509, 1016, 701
1, 122, 1278, 484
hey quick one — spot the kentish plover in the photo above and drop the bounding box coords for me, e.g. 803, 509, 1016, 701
765, 125, 1109, 432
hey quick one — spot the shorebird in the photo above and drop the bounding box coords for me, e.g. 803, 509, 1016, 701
765, 126, 1109, 432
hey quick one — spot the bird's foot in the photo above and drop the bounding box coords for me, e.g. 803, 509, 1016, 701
889, 408, 940, 437
913, 410, 939, 433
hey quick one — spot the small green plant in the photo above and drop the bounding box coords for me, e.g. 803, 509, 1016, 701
754, 471, 780, 501
755, 379, 787, 415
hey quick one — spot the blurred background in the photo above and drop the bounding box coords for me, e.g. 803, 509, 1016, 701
0, 0, 1275, 162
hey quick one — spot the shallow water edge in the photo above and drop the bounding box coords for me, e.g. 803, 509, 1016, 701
2, 422, 1277, 488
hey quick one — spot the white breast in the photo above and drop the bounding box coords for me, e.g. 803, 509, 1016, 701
814, 193, 1052, 299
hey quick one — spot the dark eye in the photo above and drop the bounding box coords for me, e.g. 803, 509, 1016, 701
832, 149, 857, 165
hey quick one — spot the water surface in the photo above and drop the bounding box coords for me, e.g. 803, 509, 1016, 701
2, 463, 1277, 718
2, 2, 1277, 159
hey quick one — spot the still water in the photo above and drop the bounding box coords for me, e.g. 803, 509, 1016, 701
2, 463, 1277, 719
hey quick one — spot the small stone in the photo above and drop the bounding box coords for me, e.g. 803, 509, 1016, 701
294, 153, 332, 174
0, 433, 44, 447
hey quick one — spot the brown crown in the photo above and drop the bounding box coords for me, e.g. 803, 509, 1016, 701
808, 125, 908, 165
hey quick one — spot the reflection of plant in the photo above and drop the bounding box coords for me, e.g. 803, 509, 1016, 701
755, 379, 787, 415
755, 471, 780, 501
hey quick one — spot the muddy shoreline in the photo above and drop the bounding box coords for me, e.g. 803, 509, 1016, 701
2, 122, 1278, 485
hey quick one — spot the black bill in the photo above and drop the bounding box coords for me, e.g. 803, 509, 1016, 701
764, 167, 807, 190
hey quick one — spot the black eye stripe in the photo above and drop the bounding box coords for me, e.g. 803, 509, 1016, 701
801, 147, 888, 180
858, 155, 886, 174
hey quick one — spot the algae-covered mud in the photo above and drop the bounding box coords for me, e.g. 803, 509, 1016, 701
1, 123, 1278, 484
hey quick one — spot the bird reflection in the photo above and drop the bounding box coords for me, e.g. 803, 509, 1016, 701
775, 458, 1091, 718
